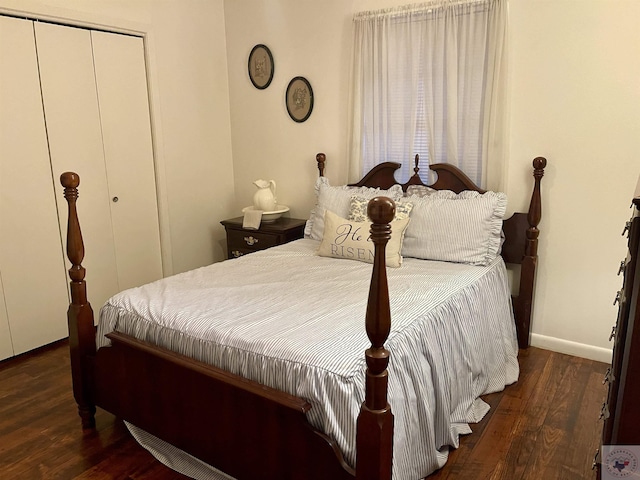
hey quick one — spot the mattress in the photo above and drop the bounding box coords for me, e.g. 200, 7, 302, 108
97, 238, 519, 479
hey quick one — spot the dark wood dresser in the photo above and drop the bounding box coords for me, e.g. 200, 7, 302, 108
220, 216, 306, 259
597, 175, 640, 470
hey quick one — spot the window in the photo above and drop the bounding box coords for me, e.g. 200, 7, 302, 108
349, 0, 507, 187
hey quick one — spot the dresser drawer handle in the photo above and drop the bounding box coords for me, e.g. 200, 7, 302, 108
622, 220, 632, 236
618, 260, 626, 276
603, 367, 615, 384
609, 326, 617, 342
244, 236, 259, 246
592, 449, 600, 470
231, 250, 244, 258
599, 402, 610, 420
613, 290, 623, 306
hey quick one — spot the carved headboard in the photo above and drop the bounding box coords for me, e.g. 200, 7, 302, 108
316, 152, 547, 349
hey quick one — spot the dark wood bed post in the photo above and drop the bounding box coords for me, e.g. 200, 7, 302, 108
515, 157, 547, 348
316, 152, 326, 176
61, 172, 97, 429
356, 197, 395, 480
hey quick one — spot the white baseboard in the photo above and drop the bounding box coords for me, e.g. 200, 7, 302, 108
530, 333, 612, 363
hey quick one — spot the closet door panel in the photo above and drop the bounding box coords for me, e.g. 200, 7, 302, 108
92, 31, 163, 290
0, 17, 69, 354
34, 22, 119, 312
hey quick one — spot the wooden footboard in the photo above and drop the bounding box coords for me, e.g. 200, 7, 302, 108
94, 332, 355, 479
61, 172, 395, 479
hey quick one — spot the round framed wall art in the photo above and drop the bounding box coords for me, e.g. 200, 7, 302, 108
248, 44, 274, 90
285, 76, 314, 123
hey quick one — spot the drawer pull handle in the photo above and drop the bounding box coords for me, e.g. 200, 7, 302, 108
613, 290, 623, 306
231, 250, 244, 258
599, 402, 610, 420
609, 326, 617, 342
618, 260, 626, 276
244, 236, 259, 246
622, 221, 632, 236
603, 367, 614, 384
592, 449, 600, 470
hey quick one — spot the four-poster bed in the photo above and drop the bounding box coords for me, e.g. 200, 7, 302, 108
61, 153, 546, 479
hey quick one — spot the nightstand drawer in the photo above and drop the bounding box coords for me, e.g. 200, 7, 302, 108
220, 216, 307, 259
226, 229, 279, 252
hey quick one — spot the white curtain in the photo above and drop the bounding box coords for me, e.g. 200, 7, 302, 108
348, 0, 508, 189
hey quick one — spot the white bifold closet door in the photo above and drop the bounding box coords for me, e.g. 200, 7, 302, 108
35, 22, 163, 312
0, 17, 70, 357
91, 30, 163, 294
0, 17, 162, 360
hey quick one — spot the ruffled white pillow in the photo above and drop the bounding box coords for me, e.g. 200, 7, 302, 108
402, 190, 507, 266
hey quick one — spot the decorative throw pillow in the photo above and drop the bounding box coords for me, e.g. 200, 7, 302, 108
304, 177, 404, 241
317, 210, 410, 268
402, 190, 507, 266
405, 184, 437, 197
419, 189, 459, 199
348, 195, 414, 223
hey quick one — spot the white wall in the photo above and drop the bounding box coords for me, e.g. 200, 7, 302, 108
225, 0, 640, 362
507, 0, 640, 361
0, 0, 236, 273
224, 0, 354, 219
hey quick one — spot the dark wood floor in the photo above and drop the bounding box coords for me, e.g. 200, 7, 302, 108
0, 341, 606, 479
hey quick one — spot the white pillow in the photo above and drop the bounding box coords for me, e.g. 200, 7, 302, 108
304, 177, 404, 241
317, 210, 410, 268
402, 190, 507, 266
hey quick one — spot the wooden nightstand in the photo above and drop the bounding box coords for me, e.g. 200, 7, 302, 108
220, 217, 307, 259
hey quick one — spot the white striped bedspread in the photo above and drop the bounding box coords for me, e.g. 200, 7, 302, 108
97, 238, 519, 480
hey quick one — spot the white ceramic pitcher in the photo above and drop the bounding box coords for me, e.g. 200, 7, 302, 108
253, 179, 277, 212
